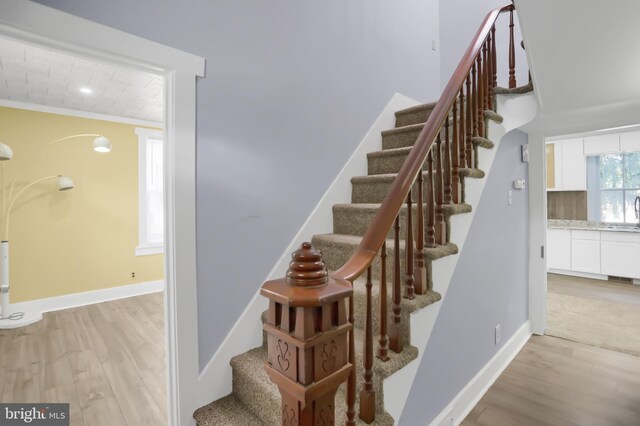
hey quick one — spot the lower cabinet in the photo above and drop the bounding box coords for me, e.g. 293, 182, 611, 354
601, 232, 640, 278
548, 228, 640, 279
571, 231, 601, 274
547, 229, 571, 270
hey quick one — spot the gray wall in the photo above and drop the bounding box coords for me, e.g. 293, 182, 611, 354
439, 0, 529, 91
400, 129, 530, 424
33, 0, 443, 369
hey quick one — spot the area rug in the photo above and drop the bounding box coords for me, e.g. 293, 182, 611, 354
547, 292, 640, 357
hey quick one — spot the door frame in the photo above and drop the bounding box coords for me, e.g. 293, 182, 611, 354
0, 2, 205, 425
528, 131, 548, 335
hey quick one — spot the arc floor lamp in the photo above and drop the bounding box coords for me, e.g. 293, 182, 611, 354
0, 134, 111, 329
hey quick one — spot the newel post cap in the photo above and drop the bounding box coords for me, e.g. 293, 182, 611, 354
260, 242, 352, 307
286, 242, 328, 287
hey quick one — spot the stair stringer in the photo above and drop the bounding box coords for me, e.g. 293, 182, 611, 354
194, 92, 421, 410
383, 91, 538, 421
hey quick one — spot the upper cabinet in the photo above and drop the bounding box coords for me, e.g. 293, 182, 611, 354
620, 131, 640, 152
583, 134, 620, 156
547, 138, 586, 191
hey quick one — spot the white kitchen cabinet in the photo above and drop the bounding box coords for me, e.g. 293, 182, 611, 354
620, 131, 640, 152
570, 230, 600, 274
547, 229, 571, 270
547, 138, 586, 191
601, 232, 640, 278
583, 134, 620, 156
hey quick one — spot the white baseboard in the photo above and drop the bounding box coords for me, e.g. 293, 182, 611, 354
429, 320, 532, 426
7, 280, 164, 315
547, 269, 608, 281
195, 92, 421, 410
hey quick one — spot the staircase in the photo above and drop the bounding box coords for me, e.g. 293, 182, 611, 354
193, 101, 504, 425
194, 3, 529, 424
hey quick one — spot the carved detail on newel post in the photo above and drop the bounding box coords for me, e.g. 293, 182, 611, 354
261, 242, 353, 426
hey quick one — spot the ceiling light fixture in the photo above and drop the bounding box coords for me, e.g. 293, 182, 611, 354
79, 87, 93, 94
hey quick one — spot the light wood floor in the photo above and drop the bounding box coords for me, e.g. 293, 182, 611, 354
548, 273, 640, 307
0, 293, 167, 426
463, 335, 640, 425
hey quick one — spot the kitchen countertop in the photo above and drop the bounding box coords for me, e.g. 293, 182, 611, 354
548, 219, 640, 233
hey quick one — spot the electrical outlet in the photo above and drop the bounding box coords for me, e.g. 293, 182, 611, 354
495, 324, 501, 345
131, 272, 136, 279
508, 190, 513, 205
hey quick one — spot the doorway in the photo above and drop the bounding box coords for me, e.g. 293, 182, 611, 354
0, 2, 204, 425
0, 35, 169, 424
543, 130, 640, 357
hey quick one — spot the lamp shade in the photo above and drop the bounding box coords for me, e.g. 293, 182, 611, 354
93, 136, 111, 153
0, 142, 13, 161
57, 176, 75, 191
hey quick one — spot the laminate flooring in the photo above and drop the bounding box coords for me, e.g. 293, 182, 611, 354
0, 292, 167, 426
463, 335, 640, 425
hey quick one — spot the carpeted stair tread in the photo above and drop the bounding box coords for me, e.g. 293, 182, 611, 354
351, 171, 432, 204
367, 146, 414, 175
333, 203, 472, 238
381, 123, 424, 150
472, 136, 495, 149
313, 232, 459, 257
484, 109, 503, 123
459, 168, 485, 179
493, 81, 533, 95
394, 102, 437, 127
229, 339, 408, 425
312, 233, 459, 278
352, 276, 442, 343
193, 395, 263, 426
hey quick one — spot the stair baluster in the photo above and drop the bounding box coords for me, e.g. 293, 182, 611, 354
405, 191, 415, 299
415, 167, 427, 294
389, 216, 403, 353
466, 74, 474, 169
443, 116, 452, 205
486, 34, 493, 111
347, 294, 356, 426
452, 100, 460, 204
459, 89, 466, 177
492, 25, 497, 100
359, 266, 375, 423
475, 55, 483, 168
509, 6, 516, 88
476, 54, 484, 139
435, 133, 446, 245
483, 40, 490, 111
377, 241, 390, 361
426, 150, 436, 249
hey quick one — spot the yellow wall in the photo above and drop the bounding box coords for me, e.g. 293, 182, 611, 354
0, 107, 163, 302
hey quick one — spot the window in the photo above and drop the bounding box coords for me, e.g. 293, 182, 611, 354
598, 152, 640, 223
135, 127, 164, 255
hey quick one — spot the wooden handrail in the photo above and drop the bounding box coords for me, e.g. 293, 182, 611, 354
333, 4, 513, 283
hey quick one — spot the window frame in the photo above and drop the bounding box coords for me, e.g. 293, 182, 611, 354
597, 151, 640, 224
135, 127, 165, 256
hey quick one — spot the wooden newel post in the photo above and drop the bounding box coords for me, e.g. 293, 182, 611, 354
261, 242, 353, 426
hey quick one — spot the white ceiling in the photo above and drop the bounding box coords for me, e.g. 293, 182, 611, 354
0, 36, 163, 123
517, 0, 640, 135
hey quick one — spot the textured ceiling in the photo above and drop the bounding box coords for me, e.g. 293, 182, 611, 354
0, 36, 163, 123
